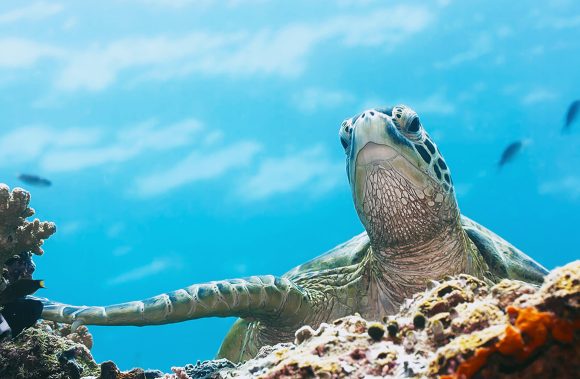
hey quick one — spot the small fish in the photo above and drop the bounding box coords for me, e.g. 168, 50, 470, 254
17, 173, 52, 187
1, 298, 43, 336
0, 279, 45, 304
563, 100, 580, 133
498, 140, 523, 169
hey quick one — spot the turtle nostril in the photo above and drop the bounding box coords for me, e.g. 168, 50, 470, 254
361, 113, 365, 118
407, 117, 421, 133
370, 111, 375, 116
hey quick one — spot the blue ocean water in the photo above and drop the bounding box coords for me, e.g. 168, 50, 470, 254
1, 0, 579, 372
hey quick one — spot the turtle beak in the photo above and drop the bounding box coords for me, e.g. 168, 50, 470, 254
348, 111, 410, 185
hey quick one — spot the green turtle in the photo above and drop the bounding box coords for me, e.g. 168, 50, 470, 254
38, 105, 548, 362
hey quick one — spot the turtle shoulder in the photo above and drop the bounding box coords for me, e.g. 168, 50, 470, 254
283, 232, 370, 280
461, 215, 548, 284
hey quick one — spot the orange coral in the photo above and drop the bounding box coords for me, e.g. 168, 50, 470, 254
550, 318, 580, 343
440, 347, 494, 379
441, 306, 579, 379
506, 306, 551, 360
495, 325, 524, 356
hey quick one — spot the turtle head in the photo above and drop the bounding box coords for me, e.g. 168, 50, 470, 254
339, 105, 459, 248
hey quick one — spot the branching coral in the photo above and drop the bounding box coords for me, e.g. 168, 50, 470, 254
0, 184, 56, 290
38, 321, 94, 350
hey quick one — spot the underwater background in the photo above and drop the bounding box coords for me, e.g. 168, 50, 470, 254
1, 0, 579, 372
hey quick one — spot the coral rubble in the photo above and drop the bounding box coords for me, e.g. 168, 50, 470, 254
179, 261, 578, 378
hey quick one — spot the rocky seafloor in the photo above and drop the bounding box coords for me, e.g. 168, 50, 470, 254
0, 261, 577, 379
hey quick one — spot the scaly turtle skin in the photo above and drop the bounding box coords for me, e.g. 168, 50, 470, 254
37, 105, 548, 362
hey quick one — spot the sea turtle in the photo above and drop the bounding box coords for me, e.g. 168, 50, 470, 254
38, 105, 548, 362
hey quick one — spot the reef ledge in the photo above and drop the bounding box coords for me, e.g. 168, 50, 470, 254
197, 260, 579, 379
0, 261, 578, 378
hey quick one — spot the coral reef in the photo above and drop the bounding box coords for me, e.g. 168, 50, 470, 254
0, 323, 165, 379
181, 360, 238, 379
0, 250, 576, 378
94, 360, 164, 379
0, 184, 56, 338
176, 261, 579, 378
159, 366, 194, 379
38, 320, 95, 350
0, 184, 56, 291
0, 326, 99, 379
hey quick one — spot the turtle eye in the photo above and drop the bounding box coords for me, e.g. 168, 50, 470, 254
339, 120, 353, 151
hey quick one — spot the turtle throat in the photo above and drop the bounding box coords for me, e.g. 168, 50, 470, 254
355, 163, 472, 281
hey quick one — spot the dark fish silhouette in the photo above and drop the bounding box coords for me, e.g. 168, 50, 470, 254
17, 173, 52, 187
0, 279, 45, 304
0, 279, 45, 336
498, 141, 523, 169
1, 299, 43, 336
563, 100, 580, 132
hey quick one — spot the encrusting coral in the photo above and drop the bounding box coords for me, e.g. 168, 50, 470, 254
0, 184, 56, 291
175, 261, 579, 379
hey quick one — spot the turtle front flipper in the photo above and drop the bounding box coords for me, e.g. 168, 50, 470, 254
35, 275, 312, 327
461, 215, 548, 284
